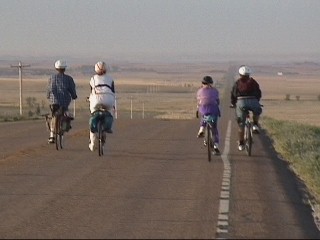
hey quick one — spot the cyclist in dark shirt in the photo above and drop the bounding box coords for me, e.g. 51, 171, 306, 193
46, 60, 77, 143
230, 65, 262, 151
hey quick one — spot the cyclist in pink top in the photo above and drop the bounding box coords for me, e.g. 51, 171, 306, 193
196, 76, 221, 154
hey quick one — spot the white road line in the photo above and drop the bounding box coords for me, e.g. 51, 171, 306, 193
216, 120, 232, 239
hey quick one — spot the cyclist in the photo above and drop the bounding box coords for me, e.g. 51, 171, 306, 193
230, 65, 262, 151
196, 76, 221, 154
88, 61, 116, 152
46, 60, 77, 144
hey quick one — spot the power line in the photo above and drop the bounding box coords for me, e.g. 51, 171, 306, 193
10, 61, 31, 116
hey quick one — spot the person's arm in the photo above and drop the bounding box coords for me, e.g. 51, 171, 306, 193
216, 88, 220, 106
111, 81, 115, 93
256, 85, 261, 101
69, 77, 77, 100
230, 82, 237, 106
196, 89, 201, 118
252, 79, 261, 101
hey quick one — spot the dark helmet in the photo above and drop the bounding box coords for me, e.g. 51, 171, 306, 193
202, 76, 213, 84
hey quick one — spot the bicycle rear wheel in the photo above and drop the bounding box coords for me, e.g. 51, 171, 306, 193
206, 126, 212, 162
55, 116, 63, 150
245, 124, 252, 156
98, 120, 104, 156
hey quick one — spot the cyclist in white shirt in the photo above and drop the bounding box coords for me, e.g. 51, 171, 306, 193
88, 61, 116, 151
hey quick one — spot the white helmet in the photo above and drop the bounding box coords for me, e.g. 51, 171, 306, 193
95, 61, 107, 75
239, 65, 251, 76
54, 60, 67, 69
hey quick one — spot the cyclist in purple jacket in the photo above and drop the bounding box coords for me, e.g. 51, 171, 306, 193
196, 76, 221, 154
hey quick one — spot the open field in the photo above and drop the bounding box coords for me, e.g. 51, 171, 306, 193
258, 73, 320, 127
0, 62, 227, 120
0, 61, 320, 125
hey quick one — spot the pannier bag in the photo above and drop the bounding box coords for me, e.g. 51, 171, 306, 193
89, 111, 113, 133
61, 115, 72, 132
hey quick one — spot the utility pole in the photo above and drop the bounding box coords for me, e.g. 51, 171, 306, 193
11, 61, 30, 116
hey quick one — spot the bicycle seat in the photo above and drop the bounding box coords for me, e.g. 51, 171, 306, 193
203, 115, 217, 123
94, 104, 110, 111
240, 106, 251, 112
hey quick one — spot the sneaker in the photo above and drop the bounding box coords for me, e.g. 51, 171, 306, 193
238, 141, 245, 151
89, 142, 95, 152
48, 137, 55, 144
213, 143, 221, 155
253, 125, 260, 133
89, 139, 97, 152
197, 126, 205, 138
198, 132, 204, 138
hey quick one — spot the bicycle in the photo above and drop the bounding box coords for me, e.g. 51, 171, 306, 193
230, 104, 263, 156
242, 107, 254, 156
89, 105, 113, 156
204, 115, 220, 162
43, 105, 72, 150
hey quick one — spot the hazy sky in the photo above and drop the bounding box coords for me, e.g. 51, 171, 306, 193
1, 0, 320, 62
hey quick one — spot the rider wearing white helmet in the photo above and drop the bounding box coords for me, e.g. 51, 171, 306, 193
88, 61, 116, 152
47, 59, 77, 143
230, 65, 262, 151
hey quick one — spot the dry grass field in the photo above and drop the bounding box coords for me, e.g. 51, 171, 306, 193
0, 61, 319, 126
0, 62, 227, 120
258, 73, 320, 127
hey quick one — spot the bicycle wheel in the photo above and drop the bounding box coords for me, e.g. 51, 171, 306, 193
206, 125, 212, 162
245, 123, 252, 156
55, 116, 63, 150
98, 120, 104, 156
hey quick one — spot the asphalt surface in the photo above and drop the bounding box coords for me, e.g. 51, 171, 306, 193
0, 105, 319, 239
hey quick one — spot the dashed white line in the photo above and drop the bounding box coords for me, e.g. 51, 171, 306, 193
216, 120, 232, 239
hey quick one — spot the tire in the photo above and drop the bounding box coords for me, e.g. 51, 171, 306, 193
55, 116, 63, 150
206, 125, 212, 162
58, 125, 63, 150
245, 123, 252, 156
98, 120, 104, 156
55, 116, 60, 150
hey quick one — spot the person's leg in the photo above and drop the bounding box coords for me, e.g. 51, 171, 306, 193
213, 120, 221, 154
197, 116, 206, 138
88, 113, 97, 151
89, 131, 97, 151
48, 104, 59, 143
105, 111, 114, 134
250, 99, 262, 132
236, 100, 246, 150
214, 123, 219, 145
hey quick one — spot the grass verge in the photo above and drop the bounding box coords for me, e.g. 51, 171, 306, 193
262, 116, 320, 204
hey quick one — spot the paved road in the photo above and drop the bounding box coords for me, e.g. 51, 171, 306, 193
0, 105, 319, 238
